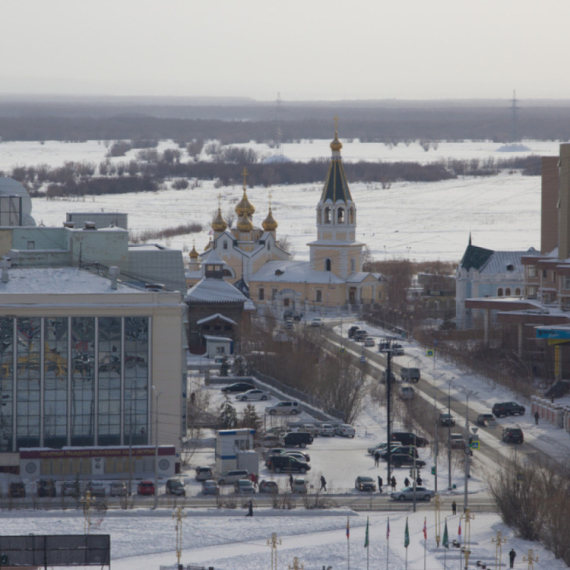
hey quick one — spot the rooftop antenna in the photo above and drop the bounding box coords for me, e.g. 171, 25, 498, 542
510, 90, 519, 142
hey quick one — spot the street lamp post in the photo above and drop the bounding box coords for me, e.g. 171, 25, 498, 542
462, 389, 478, 512
446, 379, 454, 490
128, 379, 136, 497
152, 386, 163, 509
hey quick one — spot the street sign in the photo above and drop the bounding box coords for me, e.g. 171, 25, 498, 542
427, 349, 435, 358
360, 356, 365, 363
470, 440, 480, 450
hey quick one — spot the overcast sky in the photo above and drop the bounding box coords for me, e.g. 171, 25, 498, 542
3, 0, 570, 101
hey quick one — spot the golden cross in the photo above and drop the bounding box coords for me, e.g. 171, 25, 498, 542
268, 191, 273, 208
217, 192, 222, 208
242, 167, 249, 188
334, 115, 339, 136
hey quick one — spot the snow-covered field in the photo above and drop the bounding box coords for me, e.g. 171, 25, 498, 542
0, 138, 559, 261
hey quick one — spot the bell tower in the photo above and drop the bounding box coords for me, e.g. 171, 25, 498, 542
308, 118, 363, 278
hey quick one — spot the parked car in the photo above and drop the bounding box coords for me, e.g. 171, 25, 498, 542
234, 479, 256, 494
310, 317, 323, 327
195, 466, 213, 481
9, 482, 26, 498
502, 427, 524, 444
166, 479, 186, 496
439, 412, 456, 427
378, 341, 391, 352
355, 476, 376, 492
348, 325, 360, 339
280, 432, 313, 448
391, 454, 426, 469
261, 435, 281, 448
391, 486, 435, 502
61, 481, 80, 498
235, 389, 270, 402
391, 432, 429, 447
290, 423, 319, 438
354, 329, 368, 342
201, 481, 219, 495
86, 481, 106, 497
137, 481, 155, 496
218, 469, 250, 485
379, 445, 419, 460
400, 368, 421, 382
259, 480, 279, 494
265, 401, 301, 415
37, 479, 56, 498
318, 424, 335, 437
291, 477, 308, 494
267, 455, 310, 474
475, 413, 494, 427
364, 336, 375, 347
399, 385, 415, 400
110, 482, 128, 497
282, 450, 311, 463
367, 442, 399, 455
335, 424, 356, 438
221, 382, 255, 393
381, 370, 396, 383
492, 402, 526, 417
264, 447, 289, 460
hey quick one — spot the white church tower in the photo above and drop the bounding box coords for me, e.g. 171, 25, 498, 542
308, 119, 364, 279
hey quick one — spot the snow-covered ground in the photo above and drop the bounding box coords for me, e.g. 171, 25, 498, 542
0, 138, 557, 261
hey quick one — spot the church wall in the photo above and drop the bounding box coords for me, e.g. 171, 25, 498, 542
310, 247, 342, 276
250, 280, 347, 307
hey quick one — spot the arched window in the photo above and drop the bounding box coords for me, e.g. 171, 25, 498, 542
337, 208, 345, 223
324, 208, 331, 224
223, 241, 228, 250
497, 288, 504, 297
505, 288, 511, 296
325, 259, 332, 272
515, 288, 521, 296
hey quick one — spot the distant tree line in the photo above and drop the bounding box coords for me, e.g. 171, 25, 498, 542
3, 101, 570, 142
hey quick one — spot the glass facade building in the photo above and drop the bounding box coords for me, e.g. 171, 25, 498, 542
0, 316, 150, 452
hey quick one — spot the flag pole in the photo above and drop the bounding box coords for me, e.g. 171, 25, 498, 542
347, 516, 350, 570
386, 517, 390, 570
366, 516, 369, 570
424, 517, 427, 570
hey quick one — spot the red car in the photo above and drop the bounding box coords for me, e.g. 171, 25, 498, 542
137, 480, 155, 496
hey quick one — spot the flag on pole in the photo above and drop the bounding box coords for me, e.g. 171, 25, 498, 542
364, 517, 369, 548
442, 520, 449, 549
346, 517, 350, 539
404, 517, 410, 548
386, 518, 390, 539
423, 517, 427, 540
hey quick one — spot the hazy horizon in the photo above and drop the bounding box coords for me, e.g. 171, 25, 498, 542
3, 0, 570, 101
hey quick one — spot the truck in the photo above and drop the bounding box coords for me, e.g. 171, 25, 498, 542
400, 367, 421, 382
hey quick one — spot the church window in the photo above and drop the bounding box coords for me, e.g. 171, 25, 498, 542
505, 288, 511, 296
497, 288, 504, 297
324, 208, 331, 224
223, 241, 228, 250
325, 259, 332, 272
515, 288, 521, 296
316, 290, 322, 302
337, 208, 345, 223
259, 288, 265, 301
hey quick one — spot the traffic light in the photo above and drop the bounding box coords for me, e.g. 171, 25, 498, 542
409, 468, 413, 477
431, 466, 436, 475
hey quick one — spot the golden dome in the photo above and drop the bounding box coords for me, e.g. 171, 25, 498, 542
235, 189, 256, 218
262, 207, 278, 232
211, 207, 228, 232
236, 212, 253, 232
189, 244, 199, 259
330, 115, 343, 152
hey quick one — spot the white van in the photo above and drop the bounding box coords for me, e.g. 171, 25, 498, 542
399, 384, 415, 400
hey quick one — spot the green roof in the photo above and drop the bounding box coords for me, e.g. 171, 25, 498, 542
460, 244, 494, 271
320, 156, 353, 204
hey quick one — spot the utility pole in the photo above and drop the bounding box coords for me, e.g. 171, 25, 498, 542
491, 530, 506, 570
267, 532, 282, 570
447, 379, 453, 490
386, 345, 393, 487
523, 549, 538, 570
289, 556, 304, 570
173, 507, 186, 568
462, 509, 475, 570
433, 494, 442, 547
462, 389, 478, 511
153, 386, 163, 509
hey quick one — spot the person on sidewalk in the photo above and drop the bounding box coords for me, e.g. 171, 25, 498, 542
534, 411, 539, 426
374, 451, 380, 467
404, 477, 410, 487
509, 548, 516, 568
452, 500, 457, 515
246, 499, 253, 517
391, 476, 396, 491
289, 473, 293, 489
377, 476, 383, 493
320, 475, 327, 492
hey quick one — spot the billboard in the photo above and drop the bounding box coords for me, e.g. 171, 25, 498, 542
0, 535, 110, 567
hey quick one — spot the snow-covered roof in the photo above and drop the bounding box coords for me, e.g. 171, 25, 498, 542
186, 278, 247, 303
185, 269, 202, 280
250, 261, 345, 284
0, 267, 141, 295
196, 313, 237, 325
346, 272, 382, 283
203, 335, 232, 342
480, 249, 539, 275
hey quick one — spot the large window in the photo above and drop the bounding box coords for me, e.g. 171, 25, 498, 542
16, 318, 41, 449
98, 317, 122, 446
124, 317, 149, 446
44, 317, 68, 448
0, 318, 13, 451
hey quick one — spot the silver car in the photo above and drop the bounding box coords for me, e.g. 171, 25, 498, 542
390, 486, 435, 502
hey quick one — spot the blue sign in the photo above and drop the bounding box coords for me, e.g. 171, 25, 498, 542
360, 356, 366, 363
536, 328, 570, 340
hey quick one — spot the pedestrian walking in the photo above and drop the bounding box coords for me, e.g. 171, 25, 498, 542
509, 549, 516, 568
534, 411, 540, 426
246, 499, 253, 517
320, 475, 327, 492
374, 451, 380, 467
289, 473, 293, 489
391, 476, 396, 491
377, 476, 383, 493
417, 475, 423, 486
404, 477, 410, 487
452, 500, 457, 515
